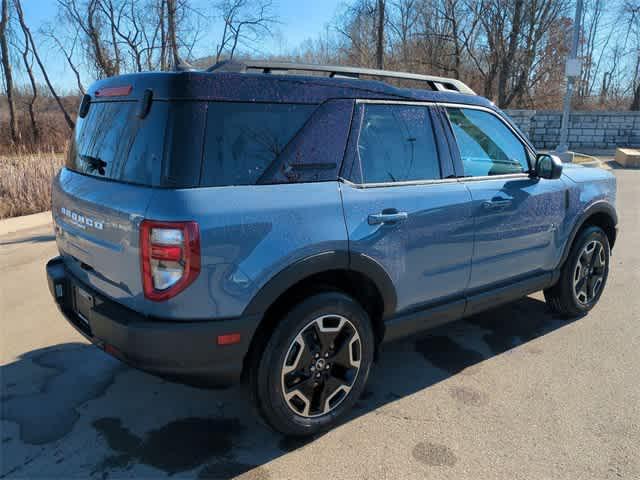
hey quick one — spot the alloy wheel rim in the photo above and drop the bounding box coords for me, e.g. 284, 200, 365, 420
573, 240, 606, 305
281, 314, 362, 418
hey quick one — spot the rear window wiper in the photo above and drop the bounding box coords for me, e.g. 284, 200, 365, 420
81, 155, 107, 175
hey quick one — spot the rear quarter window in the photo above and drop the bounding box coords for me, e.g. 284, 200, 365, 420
201, 102, 317, 187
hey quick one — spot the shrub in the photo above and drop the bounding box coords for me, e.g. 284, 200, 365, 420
0, 150, 64, 219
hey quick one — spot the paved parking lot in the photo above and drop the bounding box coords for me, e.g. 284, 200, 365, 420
1, 167, 639, 479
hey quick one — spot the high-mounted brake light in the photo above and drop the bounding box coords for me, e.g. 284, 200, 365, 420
95, 85, 133, 97
140, 220, 200, 301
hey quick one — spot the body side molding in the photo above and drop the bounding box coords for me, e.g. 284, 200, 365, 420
382, 270, 556, 344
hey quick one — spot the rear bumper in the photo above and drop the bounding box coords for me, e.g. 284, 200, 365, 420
46, 256, 260, 388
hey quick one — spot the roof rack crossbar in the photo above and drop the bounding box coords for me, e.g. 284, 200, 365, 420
207, 60, 476, 95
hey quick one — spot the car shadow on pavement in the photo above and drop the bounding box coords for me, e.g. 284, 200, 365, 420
0, 234, 56, 246
1, 296, 576, 479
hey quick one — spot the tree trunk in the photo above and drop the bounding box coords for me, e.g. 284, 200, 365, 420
0, 0, 19, 145
447, 0, 461, 79
15, 0, 74, 130
159, 0, 167, 70
497, 0, 524, 107
631, 84, 640, 111
107, 1, 121, 75
632, 55, 640, 111
16, 0, 38, 143
375, 0, 385, 69
87, 0, 116, 77
167, 0, 179, 67
229, 25, 240, 61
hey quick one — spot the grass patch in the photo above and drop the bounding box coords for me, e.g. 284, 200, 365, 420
0, 151, 64, 219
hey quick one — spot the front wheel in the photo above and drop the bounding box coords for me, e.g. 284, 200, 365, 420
252, 292, 375, 436
545, 225, 610, 317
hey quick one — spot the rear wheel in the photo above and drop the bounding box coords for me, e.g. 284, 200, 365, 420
544, 226, 610, 317
252, 292, 374, 436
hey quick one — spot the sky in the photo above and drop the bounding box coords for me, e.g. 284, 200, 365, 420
19, 0, 344, 93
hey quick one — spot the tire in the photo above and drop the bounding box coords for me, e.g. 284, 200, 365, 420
252, 291, 375, 436
544, 225, 610, 317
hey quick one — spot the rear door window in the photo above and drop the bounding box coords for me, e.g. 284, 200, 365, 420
356, 104, 441, 184
201, 102, 316, 187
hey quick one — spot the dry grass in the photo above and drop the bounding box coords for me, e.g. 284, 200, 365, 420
0, 151, 64, 219
1, 94, 79, 154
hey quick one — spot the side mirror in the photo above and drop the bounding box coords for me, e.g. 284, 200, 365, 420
534, 154, 563, 180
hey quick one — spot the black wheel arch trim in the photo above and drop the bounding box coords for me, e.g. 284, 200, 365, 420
242, 250, 397, 319
560, 201, 618, 267
349, 251, 397, 318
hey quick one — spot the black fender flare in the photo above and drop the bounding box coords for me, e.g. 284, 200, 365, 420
242, 250, 397, 318
559, 201, 618, 267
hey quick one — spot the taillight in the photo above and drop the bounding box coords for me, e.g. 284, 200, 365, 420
140, 220, 200, 301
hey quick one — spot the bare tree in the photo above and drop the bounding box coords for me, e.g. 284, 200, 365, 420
467, 0, 570, 107
581, 1, 601, 97
1, 0, 18, 144
14, 0, 38, 142
214, 0, 277, 62
625, 1, 640, 110
158, 0, 170, 69
97, 0, 123, 72
375, 0, 385, 69
103, 0, 146, 72
332, 0, 572, 107
436, 0, 484, 80
56, 0, 118, 77
335, 0, 378, 67
86, 0, 118, 75
386, 0, 418, 67
15, 0, 75, 129
42, 28, 86, 94
167, 0, 180, 65
53, 0, 202, 74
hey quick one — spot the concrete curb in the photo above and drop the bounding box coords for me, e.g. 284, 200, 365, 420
0, 211, 52, 236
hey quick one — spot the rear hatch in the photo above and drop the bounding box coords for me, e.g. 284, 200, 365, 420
52, 78, 205, 312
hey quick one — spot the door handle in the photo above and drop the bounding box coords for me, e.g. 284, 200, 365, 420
368, 211, 408, 225
482, 199, 512, 210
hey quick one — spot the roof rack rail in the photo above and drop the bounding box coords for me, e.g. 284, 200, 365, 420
206, 60, 476, 95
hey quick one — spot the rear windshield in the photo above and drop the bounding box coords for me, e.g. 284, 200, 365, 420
66, 101, 169, 186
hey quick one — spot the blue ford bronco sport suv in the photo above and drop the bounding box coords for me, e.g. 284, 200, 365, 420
46, 61, 617, 436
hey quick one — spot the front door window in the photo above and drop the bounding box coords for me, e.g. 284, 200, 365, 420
446, 107, 530, 177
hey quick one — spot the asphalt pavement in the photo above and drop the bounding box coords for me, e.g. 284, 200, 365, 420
1, 167, 638, 479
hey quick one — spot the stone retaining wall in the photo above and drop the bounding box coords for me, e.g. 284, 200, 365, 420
505, 110, 640, 150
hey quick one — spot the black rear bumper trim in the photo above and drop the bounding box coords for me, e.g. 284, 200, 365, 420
46, 256, 261, 388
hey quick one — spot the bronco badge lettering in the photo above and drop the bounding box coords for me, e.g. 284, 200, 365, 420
60, 207, 104, 230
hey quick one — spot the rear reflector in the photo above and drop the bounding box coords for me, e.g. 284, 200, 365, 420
217, 333, 241, 345
150, 245, 182, 262
104, 343, 124, 359
95, 85, 133, 97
